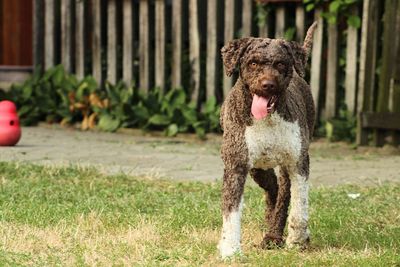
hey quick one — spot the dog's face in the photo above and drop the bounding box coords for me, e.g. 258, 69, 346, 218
221, 38, 307, 119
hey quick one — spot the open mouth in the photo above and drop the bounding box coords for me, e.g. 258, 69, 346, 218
251, 94, 277, 120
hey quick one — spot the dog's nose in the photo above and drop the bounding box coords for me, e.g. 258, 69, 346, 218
261, 80, 277, 91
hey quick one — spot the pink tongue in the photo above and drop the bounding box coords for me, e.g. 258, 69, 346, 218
251, 94, 269, 120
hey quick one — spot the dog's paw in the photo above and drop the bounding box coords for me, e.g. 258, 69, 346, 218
286, 235, 310, 250
259, 234, 284, 250
218, 238, 242, 258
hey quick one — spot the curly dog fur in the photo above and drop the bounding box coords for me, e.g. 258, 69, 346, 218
218, 22, 317, 258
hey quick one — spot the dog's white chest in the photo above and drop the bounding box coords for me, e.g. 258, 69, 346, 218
245, 113, 301, 169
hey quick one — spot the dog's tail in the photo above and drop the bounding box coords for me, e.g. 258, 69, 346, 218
303, 21, 318, 61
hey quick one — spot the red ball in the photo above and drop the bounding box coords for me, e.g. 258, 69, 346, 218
0, 100, 21, 146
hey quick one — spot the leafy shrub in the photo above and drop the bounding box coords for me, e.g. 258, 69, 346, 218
1, 65, 221, 138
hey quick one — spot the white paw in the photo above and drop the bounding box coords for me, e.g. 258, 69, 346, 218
286, 229, 310, 249
218, 238, 241, 258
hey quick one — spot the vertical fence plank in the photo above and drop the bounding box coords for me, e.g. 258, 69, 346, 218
172, 0, 182, 88
325, 23, 338, 119
123, 0, 133, 86
206, 0, 218, 100
189, 0, 200, 104
275, 5, 285, 38
357, 0, 379, 145
223, 0, 235, 97
155, 0, 166, 90
33, 0, 44, 69
295, 4, 304, 42
92, 0, 102, 85
374, 0, 398, 146
44, 0, 55, 69
310, 8, 323, 114
61, 0, 73, 72
75, 0, 85, 79
392, 1, 400, 145
345, 6, 359, 115
107, 0, 117, 84
242, 0, 252, 37
139, 0, 150, 91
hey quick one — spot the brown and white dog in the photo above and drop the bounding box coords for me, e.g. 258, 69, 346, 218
218, 22, 317, 258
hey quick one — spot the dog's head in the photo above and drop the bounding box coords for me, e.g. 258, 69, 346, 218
221, 23, 317, 120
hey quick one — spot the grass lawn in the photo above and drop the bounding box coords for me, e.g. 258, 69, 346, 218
0, 162, 399, 266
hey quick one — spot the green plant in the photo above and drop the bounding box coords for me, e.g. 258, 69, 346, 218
304, 0, 361, 28
325, 105, 357, 142
1, 65, 221, 138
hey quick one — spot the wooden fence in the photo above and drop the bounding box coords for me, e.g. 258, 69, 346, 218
32, 0, 400, 146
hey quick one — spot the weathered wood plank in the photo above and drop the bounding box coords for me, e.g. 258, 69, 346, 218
223, 0, 235, 98
325, 23, 338, 119
155, 0, 166, 90
189, 0, 200, 104
242, 0, 252, 37
44, 0, 55, 69
374, 0, 398, 146
360, 112, 400, 130
295, 4, 304, 42
356, 0, 379, 145
139, 0, 150, 91
310, 8, 323, 114
275, 5, 285, 38
33, 0, 44, 69
107, 0, 117, 84
392, 1, 400, 144
206, 0, 218, 100
172, 0, 182, 88
92, 0, 102, 84
75, 0, 85, 79
123, 0, 133, 86
61, 0, 73, 72
345, 6, 358, 115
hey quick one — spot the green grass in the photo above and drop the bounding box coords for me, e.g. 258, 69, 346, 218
0, 162, 399, 266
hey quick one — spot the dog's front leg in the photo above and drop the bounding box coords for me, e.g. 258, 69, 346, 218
219, 165, 247, 258
286, 170, 310, 248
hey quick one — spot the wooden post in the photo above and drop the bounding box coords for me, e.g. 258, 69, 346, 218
295, 4, 305, 42
92, 0, 102, 85
107, 0, 117, 84
374, 0, 398, 146
139, 0, 150, 91
123, 0, 133, 86
33, 0, 44, 69
223, 0, 235, 98
61, 0, 73, 73
357, 0, 379, 145
242, 0, 252, 37
189, 0, 201, 104
392, 1, 400, 145
75, 0, 85, 79
345, 6, 359, 115
206, 0, 218, 100
325, 23, 338, 119
155, 0, 166, 91
172, 0, 183, 89
310, 8, 324, 114
275, 5, 285, 38
44, 0, 56, 70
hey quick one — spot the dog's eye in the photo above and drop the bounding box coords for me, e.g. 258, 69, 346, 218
250, 62, 258, 68
276, 62, 286, 71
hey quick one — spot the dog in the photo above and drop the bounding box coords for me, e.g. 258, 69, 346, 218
218, 22, 317, 258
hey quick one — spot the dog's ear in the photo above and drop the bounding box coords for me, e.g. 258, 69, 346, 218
287, 42, 307, 77
221, 38, 253, 77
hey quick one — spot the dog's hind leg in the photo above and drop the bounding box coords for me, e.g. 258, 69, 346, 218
251, 167, 291, 249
